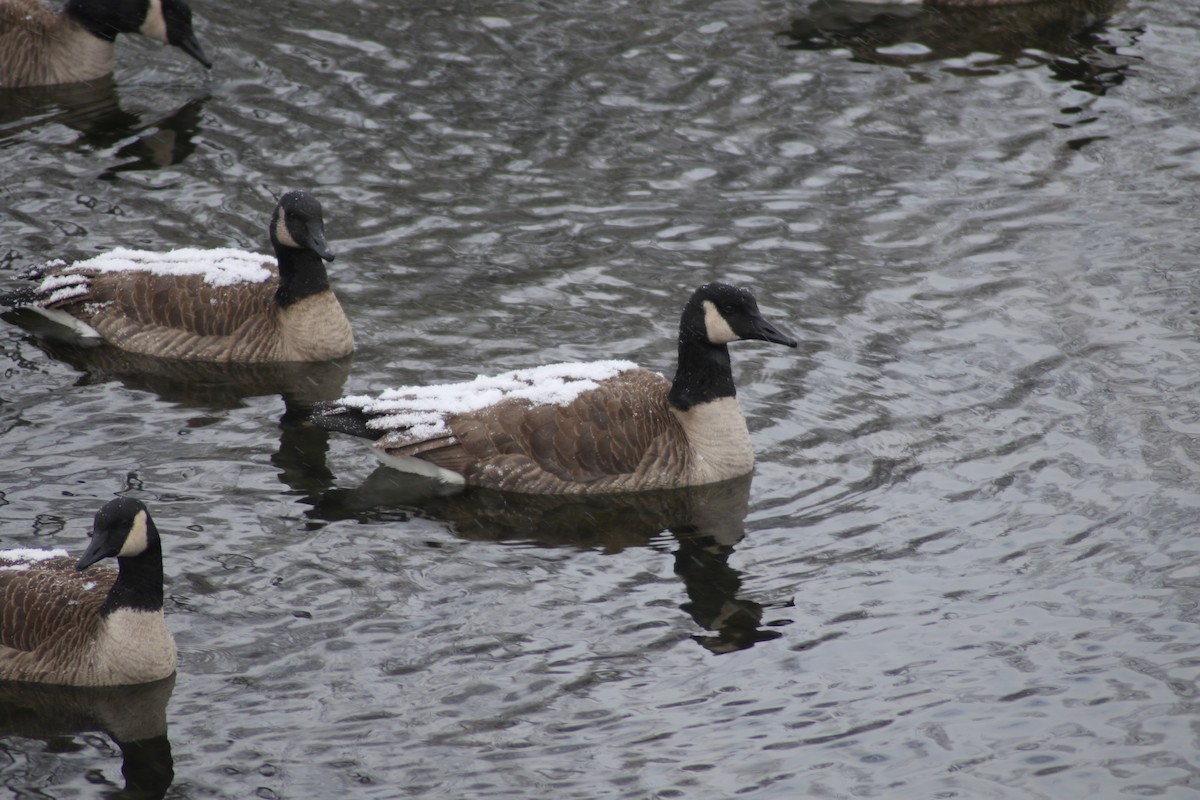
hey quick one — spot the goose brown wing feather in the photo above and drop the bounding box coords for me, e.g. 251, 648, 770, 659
378, 370, 682, 490
0, 0, 69, 88
0, 558, 112, 654
51, 268, 279, 340
391, 432, 477, 473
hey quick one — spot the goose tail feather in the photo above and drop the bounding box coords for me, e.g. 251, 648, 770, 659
310, 401, 385, 440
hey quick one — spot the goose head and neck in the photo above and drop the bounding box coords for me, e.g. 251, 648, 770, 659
668, 283, 798, 412
270, 191, 337, 309
65, 0, 212, 68
76, 497, 164, 616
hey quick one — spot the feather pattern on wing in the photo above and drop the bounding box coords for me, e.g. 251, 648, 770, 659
54, 267, 276, 334
0, 557, 113, 682
374, 370, 692, 493
0, 0, 113, 88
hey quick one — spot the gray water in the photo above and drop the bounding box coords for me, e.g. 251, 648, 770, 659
1, 0, 1198, 797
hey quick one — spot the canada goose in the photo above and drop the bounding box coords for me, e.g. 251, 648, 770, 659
0, 0, 211, 88
312, 283, 798, 495
0, 191, 354, 363
0, 498, 176, 686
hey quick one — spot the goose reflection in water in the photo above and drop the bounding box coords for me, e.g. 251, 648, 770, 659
0, 327, 351, 496
782, 0, 1138, 98
0, 676, 175, 799
310, 470, 784, 654
0, 80, 209, 176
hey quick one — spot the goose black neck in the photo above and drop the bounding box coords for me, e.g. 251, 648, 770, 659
274, 246, 331, 308
66, 0, 146, 41
101, 523, 164, 616
668, 329, 737, 412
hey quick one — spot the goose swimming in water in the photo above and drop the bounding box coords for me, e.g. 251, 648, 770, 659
313, 283, 797, 495
1, 191, 354, 363
0, 498, 176, 687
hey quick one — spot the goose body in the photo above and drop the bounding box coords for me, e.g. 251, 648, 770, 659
1, 191, 354, 363
0, 498, 176, 687
0, 0, 211, 88
313, 283, 797, 495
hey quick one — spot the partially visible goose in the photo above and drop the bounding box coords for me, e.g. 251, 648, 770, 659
312, 283, 798, 495
0, 191, 354, 363
843, 0, 1043, 5
0, 0, 211, 88
0, 498, 176, 686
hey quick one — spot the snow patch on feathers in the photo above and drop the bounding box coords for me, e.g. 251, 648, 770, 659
340, 360, 640, 441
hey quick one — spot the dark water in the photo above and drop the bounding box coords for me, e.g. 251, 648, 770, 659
2, 0, 1199, 797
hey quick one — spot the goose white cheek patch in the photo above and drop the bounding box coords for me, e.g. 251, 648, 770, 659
702, 300, 739, 344
139, 0, 168, 42
274, 211, 301, 249
117, 511, 149, 557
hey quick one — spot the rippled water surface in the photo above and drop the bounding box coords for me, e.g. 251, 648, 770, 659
2, 0, 1199, 797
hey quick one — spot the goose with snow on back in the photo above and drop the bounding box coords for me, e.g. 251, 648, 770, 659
312, 283, 798, 495
0, 498, 176, 686
0, 191, 354, 363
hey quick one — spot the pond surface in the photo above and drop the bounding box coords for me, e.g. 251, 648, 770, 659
2, 0, 1199, 797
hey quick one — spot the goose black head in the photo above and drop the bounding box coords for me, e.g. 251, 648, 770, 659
271, 191, 335, 263
669, 283, 797, 411
76, 497, 155, 571
160, 0, 212, 68
687, 283, 798, 349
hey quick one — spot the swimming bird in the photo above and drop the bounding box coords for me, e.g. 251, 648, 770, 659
0, 191, 355, 363
312, 283, 797, 495
0, 498, 176, 686
0, 0, 211, 88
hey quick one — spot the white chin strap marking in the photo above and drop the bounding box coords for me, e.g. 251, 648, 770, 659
139, 0, 169, 43
117, 511, 150, 557
703, 300, 739, 345
275, 210, 301, 249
